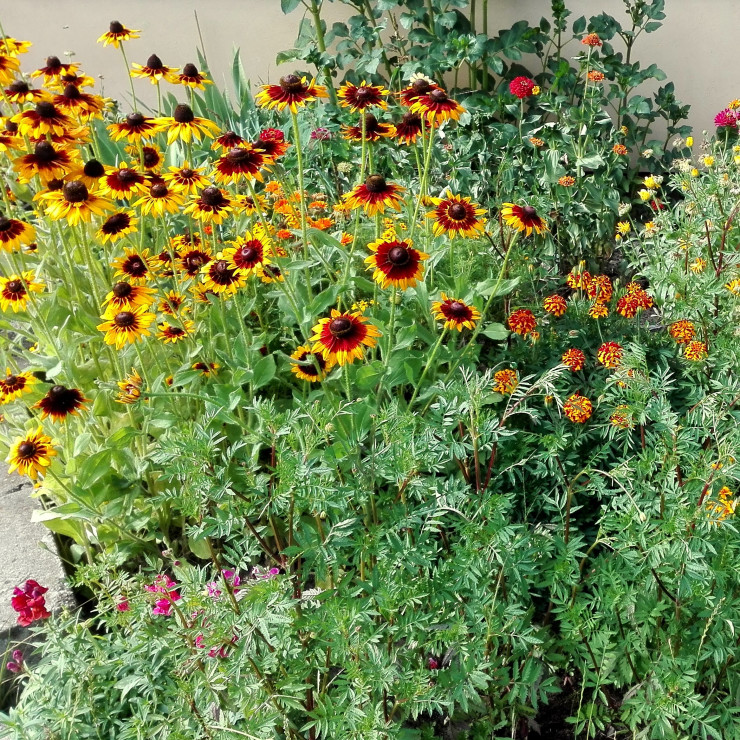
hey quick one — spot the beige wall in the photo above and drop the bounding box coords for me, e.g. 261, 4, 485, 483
0, 1, 735, 137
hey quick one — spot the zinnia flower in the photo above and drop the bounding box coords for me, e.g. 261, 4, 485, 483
509, 76, 536, 99
310, 310, 380, 366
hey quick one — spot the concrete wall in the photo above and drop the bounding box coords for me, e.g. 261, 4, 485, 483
0, 1, 735, 136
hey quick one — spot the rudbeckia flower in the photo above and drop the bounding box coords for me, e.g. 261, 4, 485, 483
156, 320, 195, 344
109, 112, 158, 142
97, 20, 140, 48
426, 192, 486, 238
394, 112, 423, 145
500, 203, 547, 236
255, 74, 328, 113
34, 385, 89, 422
97, 211, 138, 243
153, 104, 220, 145
342, 113, 396, 142
0, 215, 35, 252
103, 281, 155, 311
0, 369, 37, 403
184, 186, 233, 223
290, 345, 335, 382
12, 101, 72, 138
133, 181, 184, 216
7, 428, 56, 480
338, 80, 389, 112
163, 162, 210, 194
365, 236, 428, 289
13, 141, 77, 183
213, 143, 271, 184
200, 254, 247, 296
30, 55, 77, 83
97, 305, 155, 348
223, 232, 270, 277
0, 272, 44, 312
310, 310, 380, 366
410, 88, 465, 123
100, 163, 148, 200
343, 175, 404, 216
130, 54, 179, 84
177, 62, 212, 89
431, 294, 481, 331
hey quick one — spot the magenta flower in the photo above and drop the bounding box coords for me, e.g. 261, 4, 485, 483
5, 650, 24, 674
714, 108, 738, 129
509, 76, 536, 99
146, 574, 180, 616
11, 579, 51, 627
115, 598, 130, 612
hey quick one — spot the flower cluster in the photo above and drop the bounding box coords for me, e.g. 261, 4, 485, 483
11, 579, 51, 626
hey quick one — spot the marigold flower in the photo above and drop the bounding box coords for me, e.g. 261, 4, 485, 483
431, 293, 481, 331
509, 76, 536, 99
7, 429, 56, 481
507, 309, 537, 336
501, 203, 547, 235
587, 275, 612, 303
587, 71, 605, 82
597, 341, 623, 368
563, 393, 593, 424
255, 74, 328, 113
668, 320, 696, 344
706, 486, 737, 523
558, 175, 576, 187
684, 340, 707, 362
616, 221, 631, 235
529, 137, 545, 147
610, 405, 632, 429
543, 294, 567, 316
562, 348, 586, 371
310, 310, 380, 366
493, 369, 518, 395
588, 302, 609, 319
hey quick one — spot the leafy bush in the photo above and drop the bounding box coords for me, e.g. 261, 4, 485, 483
0, 6, 738, 740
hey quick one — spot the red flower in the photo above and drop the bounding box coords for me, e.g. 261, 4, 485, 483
714, 109, 738, 130
509, 76, 536, 99
11, 579, 51, 626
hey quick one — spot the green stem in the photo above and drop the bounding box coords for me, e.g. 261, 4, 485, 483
408, 328, 447, 410
308, 0, 338, 106
119, 44, 138, 110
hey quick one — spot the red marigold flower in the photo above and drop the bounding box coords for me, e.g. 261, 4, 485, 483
587, 274, 612, 303
597, 341, 623, 368
543, 294, 567, 316
11, 579, 51, 627
581, 33, 602, 47
684, 340, 707, 362
507, 308, 537, 336
616, 286, 652, 317
610, 405, 632, 429
562, 348, 586, 371
668, 319, 696, 344
564, 393, 593, 424
509, 76, 536, 99
558, 175, 576, 187
493, 369, 518, 395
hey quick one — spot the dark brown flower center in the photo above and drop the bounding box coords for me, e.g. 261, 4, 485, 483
173, 104, 195, 123
47, 178, 64, 191
179, 168, 195, 179
212, 260, 230, 277
200, 186, 224, 207
365, 175, 386, 193
150, 183, 169, 198
448, 301, 468, 318
185, 254, 205, 270
449, 203, 467, 221
8, 80, 29, 94
146, 54, 164, 70
35, 101, 56, 118
48, 385, 67, 399
45, 56, 61, 69
83, 159, 105, 177
329, 317, 353, 337
17, 442, 35, 458
63, 84, 81, 99
279, 74, 304, 93
116, 168, 138, 183
4, 121, 18, 133
522, 205, 537, 218
112, 281, 132, 298
0, 217, 9, 231
356, 86, 373, 101
34, 141, 56, 161
125, 257, 145, 274
182, 63, 198, 77
387, 245, 410, 266
109, 20, 125, 33
401, 111, 420, 125
411, 79, 432, 94
6, 280, 22, 294
363, 113, 378, 129
3, 375, 18, 385
114, 311, 135, 327
262, 265, 281, 279
238, 245, 259, 263
429, 88, 448, 103
126, 112, 145, 127
142, 147, 159, 168
226, 147, 253, 165
62, 180, 88, 202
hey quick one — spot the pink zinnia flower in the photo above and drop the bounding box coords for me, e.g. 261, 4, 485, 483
11, 579, 51, 627
715, 108, 738, 129
509, 76, 536, 99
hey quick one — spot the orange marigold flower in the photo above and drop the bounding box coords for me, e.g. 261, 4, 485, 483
612, 143, 628, 155
597, 341, 623, 368
588, 302, 609, 319
668, 320, 696, 344
566, 269, 592, 291
562, 348, 586, 371
529, 137, 545, 147
493, 369, 518, 395
543, 294, 567, 316
564, 393, 593, 423
587, 274, 612, 303
610, 405, 632, 429
507, 309, 537, 337
684, 340, 707, 362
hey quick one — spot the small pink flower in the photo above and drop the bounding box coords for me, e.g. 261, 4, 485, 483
6, 650, 24, 674
195, 634, 205, 649
206, 582, 221, 598
311, 127, 331, 141
116, 598, 130, 612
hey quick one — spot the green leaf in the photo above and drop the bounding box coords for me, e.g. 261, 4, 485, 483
478, 276, 521, 298
481, 323, 509, 341
188, 536, 211, 559
252, 355, 276, 390
281, 0, 302, 13
572, 15, 586, 34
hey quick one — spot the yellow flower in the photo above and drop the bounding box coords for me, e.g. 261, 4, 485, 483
686, 136, 693, 147
703, 155, 715, 167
